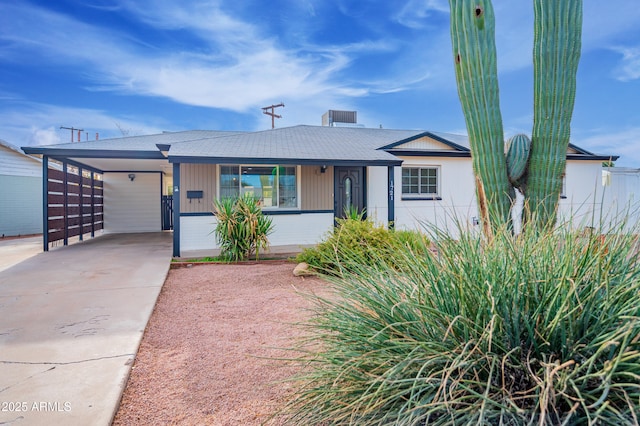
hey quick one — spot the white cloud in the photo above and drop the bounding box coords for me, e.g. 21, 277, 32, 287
0, 2, 379, 113
612, 46, 640, 82
393, 0, 449, 29
574, 127, 640, 168
0, 102, 167, 146
28, 127, 62, 146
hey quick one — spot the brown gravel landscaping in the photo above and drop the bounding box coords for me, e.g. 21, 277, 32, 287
112, 261, 328, 426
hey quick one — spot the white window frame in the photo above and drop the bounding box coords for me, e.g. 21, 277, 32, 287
216, 164, 300, 210
401, 166, 441, 200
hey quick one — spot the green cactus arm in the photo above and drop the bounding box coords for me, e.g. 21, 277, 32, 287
506, 133, 531, 185
527, 0, 583, 228
449, 0, 512, 233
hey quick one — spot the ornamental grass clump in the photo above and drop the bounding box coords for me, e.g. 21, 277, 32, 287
286, 220, 640, 425
212, 194, 273, 261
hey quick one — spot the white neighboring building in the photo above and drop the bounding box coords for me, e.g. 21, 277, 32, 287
601, 167, 640, 231
0, 140, 43, 237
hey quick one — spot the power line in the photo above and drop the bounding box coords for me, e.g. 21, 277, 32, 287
261, 103, 285, 129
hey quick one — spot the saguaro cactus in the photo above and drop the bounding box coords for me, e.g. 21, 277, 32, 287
449, 0, 511, 236
449, 0, 583, 232
528, 0, 583, 228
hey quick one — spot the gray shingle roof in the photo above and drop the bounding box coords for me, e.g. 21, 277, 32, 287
24, 130, 244, 153
168, 125, 421, 165
22, 125, 617, 164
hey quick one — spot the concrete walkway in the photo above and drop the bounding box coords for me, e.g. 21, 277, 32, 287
0, 232, 172, 426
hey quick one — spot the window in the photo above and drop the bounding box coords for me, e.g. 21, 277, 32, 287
402, 167, 440, 199
219, 165, 298, 209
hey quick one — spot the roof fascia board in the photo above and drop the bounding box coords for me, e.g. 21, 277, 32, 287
568, 143, 594, 155
22, 147, 165, 160
168, 156, 402, 167
379, 131, 470, 152
566, 154, 619, 161
388, 150, 472, 158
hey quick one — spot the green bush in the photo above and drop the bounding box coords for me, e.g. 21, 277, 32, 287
296, 217, 431, 275
212, 194, 274, 261
285, 221, 640, 425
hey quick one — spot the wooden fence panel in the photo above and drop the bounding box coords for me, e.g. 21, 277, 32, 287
46, 165, 104, 246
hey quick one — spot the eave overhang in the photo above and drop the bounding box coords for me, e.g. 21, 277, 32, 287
168, 155, 402, 167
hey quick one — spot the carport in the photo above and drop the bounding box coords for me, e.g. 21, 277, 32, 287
23, 137, 174, 251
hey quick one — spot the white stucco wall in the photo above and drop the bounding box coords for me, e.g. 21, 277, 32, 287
179, 212, 334, 254
180, 215, 217, 251
103, 172, 161, 233
0, 144, 43, 236
370, 158, 607, 236
391, 158, 479, 236
557, 161, 606, 228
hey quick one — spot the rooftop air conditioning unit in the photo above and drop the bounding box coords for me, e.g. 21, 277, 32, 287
322, 110, 357, 127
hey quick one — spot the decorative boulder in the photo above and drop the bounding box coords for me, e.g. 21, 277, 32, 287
293, 262, 311, 277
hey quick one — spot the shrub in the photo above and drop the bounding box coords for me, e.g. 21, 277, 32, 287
212, 194, 274, 261
285, 220, 640, 425
296, 217, 431, 275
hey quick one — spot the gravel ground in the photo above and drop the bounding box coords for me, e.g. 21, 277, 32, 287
112, 261, 327, 426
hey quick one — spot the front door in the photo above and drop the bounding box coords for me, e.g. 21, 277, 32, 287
334, 167, 366, 219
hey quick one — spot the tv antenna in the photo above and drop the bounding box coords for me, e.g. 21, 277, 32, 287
60, 126, 85, 142
262, 103, 285, 129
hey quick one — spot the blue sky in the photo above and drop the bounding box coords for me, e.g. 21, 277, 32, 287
1, 0, 639, 166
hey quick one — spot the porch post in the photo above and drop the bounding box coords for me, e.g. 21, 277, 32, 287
172, 162, 180, 257
78, 166, 84, 241
388, 166, 395, 230
42, 156, 49, 251
63, 160, 68, 246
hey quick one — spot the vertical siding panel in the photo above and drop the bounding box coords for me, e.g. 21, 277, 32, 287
301, 165, 333, 210
180, 164, 216, 213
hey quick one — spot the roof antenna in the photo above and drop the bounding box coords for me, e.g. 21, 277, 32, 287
261, 103, 285, 129
60, 126, 84, 142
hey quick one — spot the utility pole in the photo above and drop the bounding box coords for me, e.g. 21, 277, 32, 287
60, 126, 84, 142
261, 103, 285, 129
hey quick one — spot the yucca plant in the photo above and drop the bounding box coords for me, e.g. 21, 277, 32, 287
212, 194, 273, 261
284, 218, 640, 425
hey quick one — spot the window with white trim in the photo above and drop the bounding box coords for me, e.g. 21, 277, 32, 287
401, 166, 440, 199
219, 165, 298, 208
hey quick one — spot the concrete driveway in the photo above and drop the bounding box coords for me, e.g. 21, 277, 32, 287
0, 232, 172, 426
0, 236, 42, 273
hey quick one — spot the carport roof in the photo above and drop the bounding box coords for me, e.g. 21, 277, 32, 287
22, 130, 244, 159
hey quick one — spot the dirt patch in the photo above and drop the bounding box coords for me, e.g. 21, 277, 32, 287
112, 262, 328, 426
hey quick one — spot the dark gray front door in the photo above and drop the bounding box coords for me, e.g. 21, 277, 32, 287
335, 167, 365, 219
